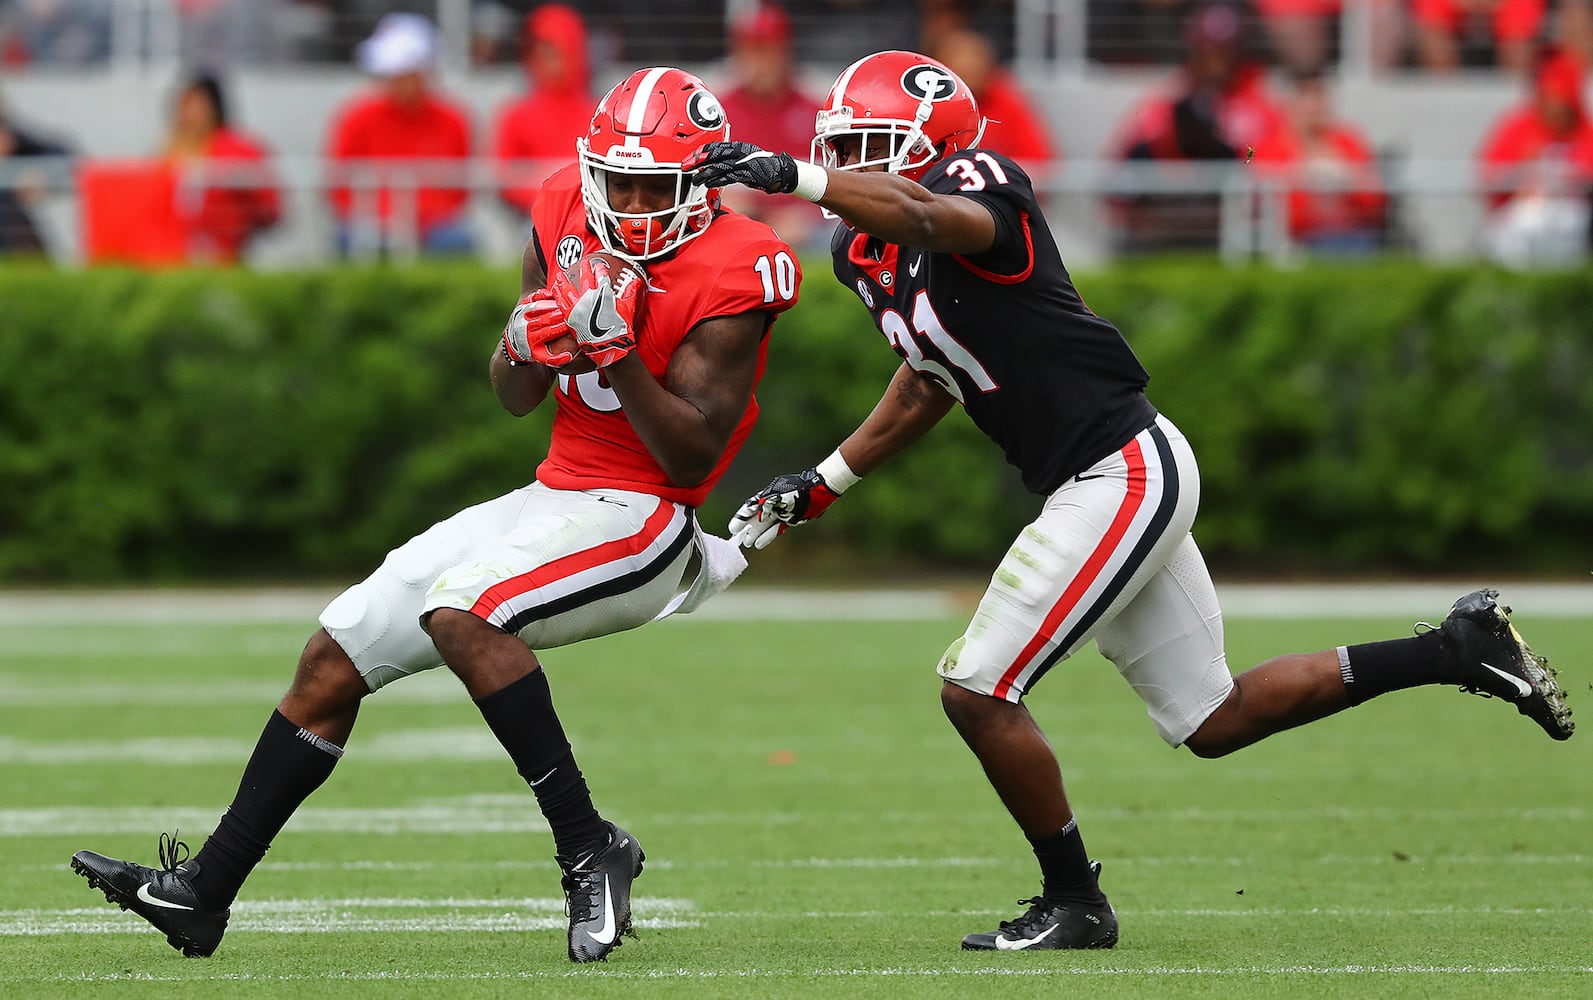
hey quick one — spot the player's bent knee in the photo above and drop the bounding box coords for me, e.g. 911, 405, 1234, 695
286, 629, 368, 711
941, 680, 1005, 731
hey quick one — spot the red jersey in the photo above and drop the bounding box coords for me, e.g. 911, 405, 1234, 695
178, 128, 281, 263
529, 165, 801, 507
1250, 122, 1386, 238
325, 90, 473, 230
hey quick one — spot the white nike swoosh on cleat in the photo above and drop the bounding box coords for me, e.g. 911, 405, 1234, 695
1481, 662, 1533, 698
994, 923, 1059, 950
136, 882, 195, 911
588, 875, 617, 945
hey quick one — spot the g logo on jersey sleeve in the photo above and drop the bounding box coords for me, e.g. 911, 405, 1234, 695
556, 235, 585, 271
901, 65, 957, 102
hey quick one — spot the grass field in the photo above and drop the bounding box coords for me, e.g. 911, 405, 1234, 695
1, 588, 1589, 998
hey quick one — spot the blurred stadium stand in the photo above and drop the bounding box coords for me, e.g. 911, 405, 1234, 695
0, 0, 1588, 267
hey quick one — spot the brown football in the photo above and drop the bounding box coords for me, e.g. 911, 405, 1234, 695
547, 250, 649, 375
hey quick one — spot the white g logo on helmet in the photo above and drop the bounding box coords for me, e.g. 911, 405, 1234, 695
901, 66, 957, 102
687, 90, 725, 130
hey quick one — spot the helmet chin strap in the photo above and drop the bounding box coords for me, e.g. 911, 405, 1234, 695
892, 97, 937, 173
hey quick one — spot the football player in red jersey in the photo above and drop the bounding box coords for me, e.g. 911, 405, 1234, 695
71, 67, 801, 965
689, 50, 1573, 952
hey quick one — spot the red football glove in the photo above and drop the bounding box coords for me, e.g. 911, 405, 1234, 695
564, 256, 643, 368
503, 275, 577, 367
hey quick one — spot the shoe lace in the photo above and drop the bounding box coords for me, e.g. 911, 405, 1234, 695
157, 830, 192, 872
998, 896, 1052, 934
557, 851, 601, 923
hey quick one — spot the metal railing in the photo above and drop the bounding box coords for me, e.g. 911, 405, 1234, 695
2, 154, 1585, 269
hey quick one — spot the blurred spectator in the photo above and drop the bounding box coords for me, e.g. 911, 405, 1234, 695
1477, 46, 1593, 265
160, 72, 281, 264
1556, 0, 1593, 65
918, 0, 1017, 60
1109, 2, 1286, 251
470, 0, 518, 65
715, 1, 824, 248
1411, 0, 1546, 72
0, 95, 71, 257
491, 3, 593, 223
1249, 70, 1388, 254
931, 27, 1057, 177
1089, 0, 1265, 65
0, 0, 111, 67
326, 13, 475, 257
578, 0, 725, 65
1254, 0, 1340, 72
790, 0, 919, 65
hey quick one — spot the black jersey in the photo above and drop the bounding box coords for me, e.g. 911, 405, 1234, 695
830, 148, 1157, 495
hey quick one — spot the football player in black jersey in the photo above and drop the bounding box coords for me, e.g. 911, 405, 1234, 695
687, 50, 1573, 952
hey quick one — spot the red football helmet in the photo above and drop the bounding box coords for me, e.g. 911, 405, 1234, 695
578, 67, 729, 260
812, 50, 986, 180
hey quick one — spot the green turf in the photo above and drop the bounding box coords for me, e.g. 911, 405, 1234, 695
1, 600, 1589, 998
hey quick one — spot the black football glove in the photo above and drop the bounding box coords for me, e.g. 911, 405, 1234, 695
727, 468, 843, 550
686, 140, 798, 195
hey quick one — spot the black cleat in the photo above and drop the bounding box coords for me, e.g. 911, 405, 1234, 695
961, 861, 1118, 951
557, 823, 645, 962
1427, 588, 1573, 741
70, 832, 229, 957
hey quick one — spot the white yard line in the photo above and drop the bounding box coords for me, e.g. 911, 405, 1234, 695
12, 964, 1593, 982
1, 582, 1589, 626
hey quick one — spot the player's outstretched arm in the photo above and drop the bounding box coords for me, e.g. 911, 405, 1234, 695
686, 140, 996, 254
491, 235, 556, 416
842, 362, 958, 474
729, 363, 956, 549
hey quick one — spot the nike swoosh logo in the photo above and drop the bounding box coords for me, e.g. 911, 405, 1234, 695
529, 767, 557, 787
587, 306, 606, 342
136, 882, 195, 911
1481, 662, 1533, 698
1074, 472, 1109, 482
994, 922, 1059, 950
908, 256, 922, 277
588, 874, 617, 945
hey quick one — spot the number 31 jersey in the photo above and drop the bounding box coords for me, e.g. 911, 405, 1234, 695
830, 148, 1157, 496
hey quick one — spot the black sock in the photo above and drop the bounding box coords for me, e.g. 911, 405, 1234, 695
473, 668, 606, 860
189, 710, 342, 910
1340, 630, 1449, 706
1031, 817, 1106, 907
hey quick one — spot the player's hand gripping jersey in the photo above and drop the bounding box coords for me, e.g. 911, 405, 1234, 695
532, 165, 801, 506
830, 148, 1157, 495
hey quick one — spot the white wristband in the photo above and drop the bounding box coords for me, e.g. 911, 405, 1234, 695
791, 161, 829, 203
815, 450, 860, 493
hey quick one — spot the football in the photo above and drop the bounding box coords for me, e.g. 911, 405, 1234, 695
546, 250, 648, 375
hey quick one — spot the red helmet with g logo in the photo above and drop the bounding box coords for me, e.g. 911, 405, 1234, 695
812, 50, 985, 180
578, 67, 729, 260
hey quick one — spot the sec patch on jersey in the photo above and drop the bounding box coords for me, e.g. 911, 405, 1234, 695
545, 250, 649, 374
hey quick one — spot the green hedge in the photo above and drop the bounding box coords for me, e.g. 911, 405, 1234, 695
1, 260, 1589, 582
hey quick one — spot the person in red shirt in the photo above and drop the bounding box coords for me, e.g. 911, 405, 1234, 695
1249, 69, 1387, 253
491, 3, 594, 223
326, 13, 474, 257
161, 72, 280, 264
714, 1, 825, 248
1477, 46, 1593, 264
931, 27, 1057, 178
1110, 2, 1288, 251
1412, 0, 1545, 72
